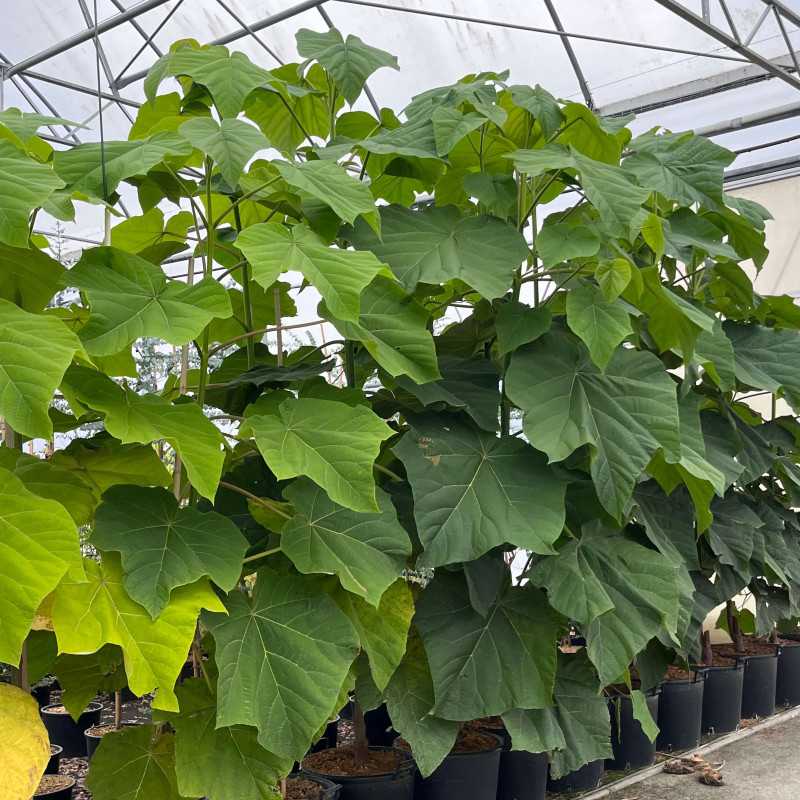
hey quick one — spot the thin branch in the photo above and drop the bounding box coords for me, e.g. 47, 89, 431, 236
219, 481, 291, 520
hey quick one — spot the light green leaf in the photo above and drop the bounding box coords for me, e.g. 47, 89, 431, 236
51, 555, 224, 712
66, 246, 232, 356
296, 28, 398, 104
416, 571, 561, 720
61, 366, 225, 501
385, 628, 459, 778
691, 319, 736, 390
0, 107, 84, 140
86, 725, 185, 800
250, 395, 392, 513
463, 172, 517, 219
395, 414, 566, 568
726, 321, 800, 412
348, 204, 528, 297
0, 141, 64, 247
1, 683, 51, 800
509, 84, 564, 138
537, 223, 600, 268
322, 276, 440, 384
531, 523, 684, 685
275, 159, 376, 226
360, 114, 440, 160
662, 209, 739, 261
0, 298, 85, 438
145, 44, 273, 118
334, 579, 414, 690
495, 300, 552, 357
509, 143, 575, 178
204, 569, 359, 761
166, 679, 292, 800
281, 478, 411, 605
53, 133, 191, 198
0, 468, 83, 665
432, 107, 485, 155
180, 117, 268, 186
595, 258, 631, 302
92, 485, 249, 618
641, 213, 665, 258
0, 243, 65, 311
237, 223, 386, 323
507, 329, 680, 518
624, 130, 733, 207
566, 283, 632, 370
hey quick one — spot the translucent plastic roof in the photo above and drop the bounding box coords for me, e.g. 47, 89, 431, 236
4, 0, 800, 254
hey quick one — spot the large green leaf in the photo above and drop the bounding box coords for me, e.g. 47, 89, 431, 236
395, 414, 566, 568
334, 579, 414, 690
61, 366, 225, 501
662, 208, 739, 261
203, 569, 359, 761
321, 276, 440, 384
1, 683, 51, 800
54, 645, 127, 720
145, 44, 272, 118
274, 159, 376, 226
53, 133, 191, 198
726, 322, 800, 412
296, 28, 398, 104
384, 628, 459, 778
180, 117, 268, 186
348, 204, 528, 297
0, 299, 85, 438
237, 223, 387, 323
624, 130, 732, 207
249, 396, 391, 512
92, 485, 249, 618
502, 706, 565, 755
707, 493, 763, 581
415, 570, 561, 720
0, 141, 64, 247
531, 523, 684, 685
494, 301, 552, 357
67, 246, 231, 356
86, 725, 184, 800
165, 679, 291, 800
281, 478, 411, 606
509, 84, 564, 138
0, 243, 65, 311
634, 481, 699, 570
0, 468, 83, 664
506, 329, 680, 518
51, 555, 224, 712
547, 651, 612, 778
566, 283, 632, 370
536, 223, 600, 268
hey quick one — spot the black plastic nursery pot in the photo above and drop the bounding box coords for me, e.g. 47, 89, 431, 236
33, 775, 75, 800
45, 744, 63, 775
32, 683, 51, 708
741, 651, 779, 719
302, 747, 415, 800
497, 750, 547, 800
547, 760, 604, 793
286, 773, 342, 799
41, 702, 102, 757
416, 741, 501, 800
776, 643, 800, 707
364, 703, 397, 747
308, 717, 340, 754
700, 663, 744, 735
607, 689, 660, 770
656, 672, 705, 752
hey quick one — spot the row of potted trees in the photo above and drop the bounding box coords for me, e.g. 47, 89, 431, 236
4, 23, 800, 800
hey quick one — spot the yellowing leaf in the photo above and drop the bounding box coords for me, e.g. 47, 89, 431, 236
0, 683, 50, 800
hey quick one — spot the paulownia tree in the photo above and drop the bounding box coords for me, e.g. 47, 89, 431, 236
2, 24, 800, 800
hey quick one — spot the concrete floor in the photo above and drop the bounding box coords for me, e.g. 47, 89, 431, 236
608, 713, 800, 800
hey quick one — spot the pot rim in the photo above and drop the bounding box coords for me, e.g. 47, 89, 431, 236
41, 700, 103, 715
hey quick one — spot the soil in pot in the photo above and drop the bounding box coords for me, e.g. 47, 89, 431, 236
398, 728, 501, 800
465, 716, 511, 749
45, 744, 63, 775
698, 663, 744, 735
302, 745, 414, 800
776, 641, 800, 707
41, 702, 102, 757
286, 774, 341, 799
34, 775, 75, 799
714, 642, 778, 719
606, 689, 660, 770
656, 669, 705, 752
547, 760, 604, 793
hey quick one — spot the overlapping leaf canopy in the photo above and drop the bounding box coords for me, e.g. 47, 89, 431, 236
2, 26, 800, 798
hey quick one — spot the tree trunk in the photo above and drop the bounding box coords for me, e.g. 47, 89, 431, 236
701, 630, 713, 666
352, 700, 369, 767
726, 601, 743, 652
114, 690, 122, 730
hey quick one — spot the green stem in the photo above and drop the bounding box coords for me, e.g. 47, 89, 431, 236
219, 481, 291, 520
233, 205, 255, 370
344, 341, 356, 388
374, 462, 403, 482
212, 176, 281, 228
242, 546, 282, 564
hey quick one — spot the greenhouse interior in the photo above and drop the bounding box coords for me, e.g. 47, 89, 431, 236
5, 1, 800, 799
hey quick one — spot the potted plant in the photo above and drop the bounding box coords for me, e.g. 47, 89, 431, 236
40, 701, 103, 758
32, 775, 76, 800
